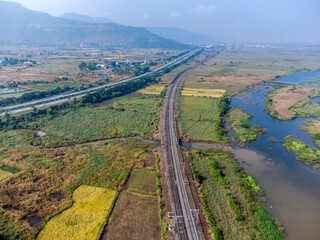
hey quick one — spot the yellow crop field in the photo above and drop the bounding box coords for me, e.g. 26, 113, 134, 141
181, 88, 226, 98
0, 169, 13, 181
37, 185, 117, 240
138, 85, 165, 95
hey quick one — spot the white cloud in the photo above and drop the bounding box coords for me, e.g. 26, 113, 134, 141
169, 11, 181, 19
190, 4, 215, 13
143, 13, 149, 19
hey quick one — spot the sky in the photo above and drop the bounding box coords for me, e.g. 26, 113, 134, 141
4, 0, 320, 44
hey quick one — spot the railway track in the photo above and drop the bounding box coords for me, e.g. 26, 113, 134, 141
163, 62, 202, 240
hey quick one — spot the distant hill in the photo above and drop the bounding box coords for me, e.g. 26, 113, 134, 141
61, 12, 113, 24
0, 1, 190, 49
146, 27, 212, 46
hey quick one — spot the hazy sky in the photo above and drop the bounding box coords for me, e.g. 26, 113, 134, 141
4, 0, 320, 44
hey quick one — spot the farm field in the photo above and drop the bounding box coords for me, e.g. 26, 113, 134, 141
181, 88, 226, 98
101, 191, 160, 240
41, 95, 161, 144
37, 186, 116, 240
0, 138, 150, 239
188, 148, 284, 240
178, 95, 229, 143
102, 151, 161, 240
137, 85, 165, 95
126, 169, 157, 195
184, 48, 320, 96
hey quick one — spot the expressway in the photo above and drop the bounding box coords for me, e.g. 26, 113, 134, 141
164, 63, 202, 240
0, 49, 200, 116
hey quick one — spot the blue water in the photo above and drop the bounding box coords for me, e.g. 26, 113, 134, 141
231, 77, 320, 240
277, 70, 320, 86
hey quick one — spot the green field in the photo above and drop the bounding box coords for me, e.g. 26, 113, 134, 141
0, 130, 40, 148
127, 169, 157, 195
188, 148, 284, 240
26, 82, 77, 91
229, 108, 267, 143
178, 95, 226, 143
43, 96, 160, 144
37, 186, 116, 240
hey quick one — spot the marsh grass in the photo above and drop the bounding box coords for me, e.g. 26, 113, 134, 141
188, 148, 283, 239
229, 108, 267, 143
283, 135, 320, 169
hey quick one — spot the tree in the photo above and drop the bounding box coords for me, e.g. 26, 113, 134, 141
142, 66, 150, 73
79, 62, 87, 71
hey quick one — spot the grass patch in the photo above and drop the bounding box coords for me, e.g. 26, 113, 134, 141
0, 169, 13, 181
37, 185, 116, 240
302, 119, 320, 148
181, 88, 226, 98
0, 130, 40, 148
25, 82, 77, 92
127, 169, 157, 194
178, 95, 228, 143
0, 165, 21, 174
189, 148, 283, 239
43, 96, 160, 144
138, 85, 165, 95
283, 136, 320, 170
290, 97, 320, 118
229, 108, 267, 143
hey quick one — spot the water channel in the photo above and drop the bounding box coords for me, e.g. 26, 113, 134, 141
181, 70, 320, 239
232, 70, 320, 240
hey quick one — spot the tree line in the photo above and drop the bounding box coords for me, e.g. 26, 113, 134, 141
0, 86, 71, 107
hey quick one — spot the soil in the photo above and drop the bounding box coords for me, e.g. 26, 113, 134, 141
271, 87, 312, 117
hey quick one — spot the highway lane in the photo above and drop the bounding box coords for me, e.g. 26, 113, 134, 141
164, 64, 201, 240
1, 49, 200, 116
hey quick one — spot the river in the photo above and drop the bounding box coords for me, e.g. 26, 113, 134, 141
231, 70, 320, 240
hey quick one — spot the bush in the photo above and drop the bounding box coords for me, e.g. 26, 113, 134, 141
239, 119, 251, 128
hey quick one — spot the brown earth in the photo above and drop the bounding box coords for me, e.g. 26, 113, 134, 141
271, 87, 312, 117
101, 191, 161, 240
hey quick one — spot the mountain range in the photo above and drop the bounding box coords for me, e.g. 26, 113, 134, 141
0, 1, 190, 49
146, 27, 211, 46
61, 12, 113, 24
60, 12, 212, 46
